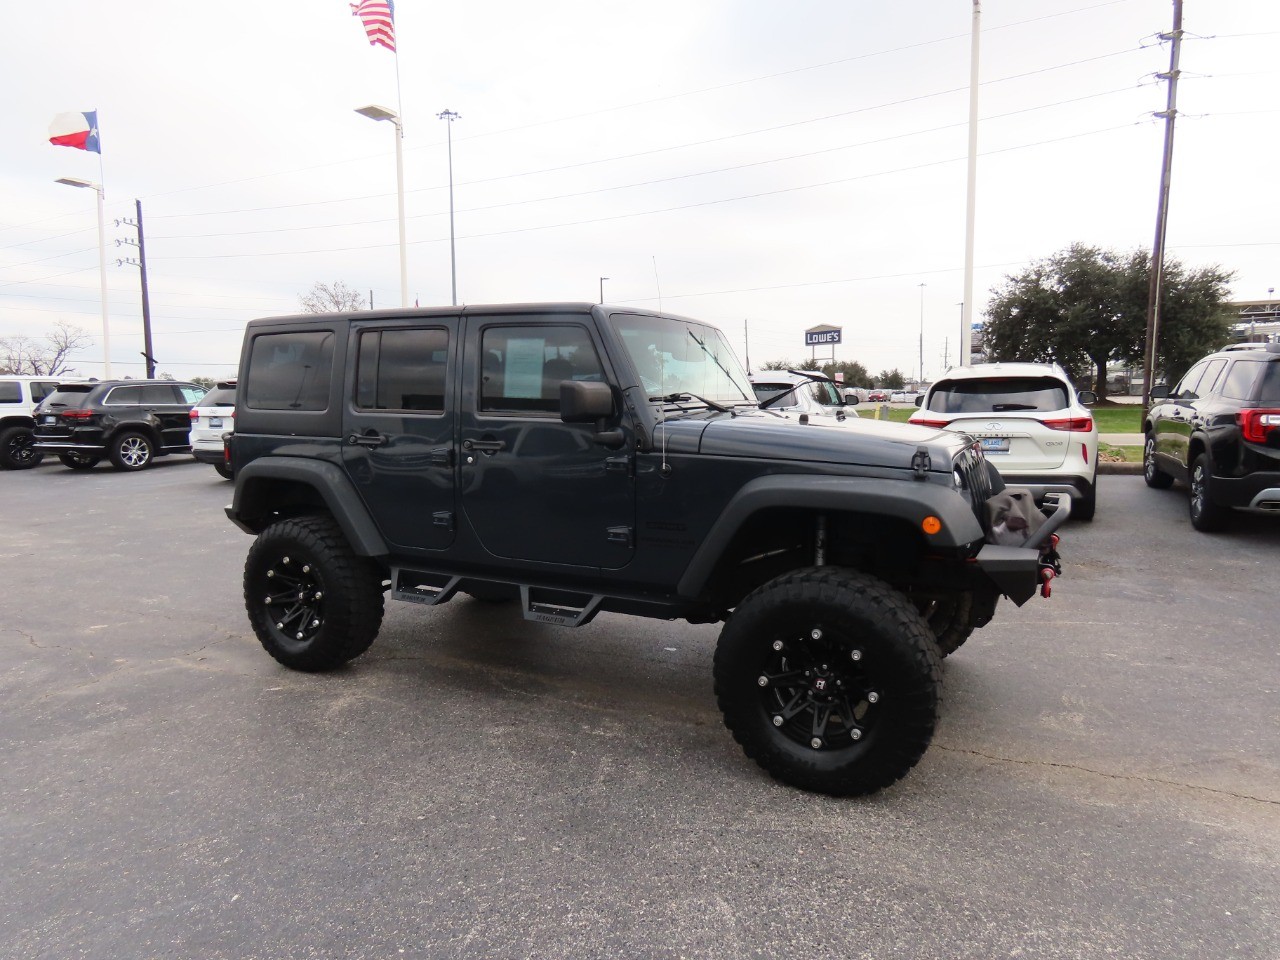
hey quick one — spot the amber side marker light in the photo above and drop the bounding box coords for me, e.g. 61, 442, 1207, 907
922, 516, 942, 535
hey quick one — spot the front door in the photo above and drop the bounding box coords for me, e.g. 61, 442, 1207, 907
341, 320, 458, 553
458, 314, 635, 569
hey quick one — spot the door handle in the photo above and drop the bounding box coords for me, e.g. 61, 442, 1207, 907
348, 431, 388, 448
462, 438, 506, 453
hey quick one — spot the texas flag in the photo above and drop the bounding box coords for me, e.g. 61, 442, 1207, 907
49, 111, 101, 153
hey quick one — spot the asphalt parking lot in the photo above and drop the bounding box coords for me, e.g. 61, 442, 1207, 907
2, 459, 1278, 960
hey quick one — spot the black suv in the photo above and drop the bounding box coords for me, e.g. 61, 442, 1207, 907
1145, 342, 1280, 531
34, 379, 205, 471
226, 303, 1069, 796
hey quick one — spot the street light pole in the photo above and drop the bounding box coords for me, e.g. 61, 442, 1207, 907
438, 109, 461, 307
355, 105, 409, 307
599, 276, 609, 304
55, 177, 111, 377
918, 282, 926, 386
961, 0, 982, 366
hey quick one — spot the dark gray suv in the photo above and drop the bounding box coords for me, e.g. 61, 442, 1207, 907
225, 303, 1070, 796
34, 379, 205, 471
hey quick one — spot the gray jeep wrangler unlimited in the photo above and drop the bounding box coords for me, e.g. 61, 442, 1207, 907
226, 303, 1067, 795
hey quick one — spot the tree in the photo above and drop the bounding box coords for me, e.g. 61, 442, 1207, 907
0, 321, 91, 376
821, 360, 872, 389
190, 376, 216, 391
300, 281, 367, 314
797, 357, 821, 371
982, 245, 1233, 401
876, 369, 906, 390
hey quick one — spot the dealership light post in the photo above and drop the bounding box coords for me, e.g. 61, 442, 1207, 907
355, 104, 409, 308
599, 276, 609, 304
438, 109, 461, 306
961, 0, 981, 366
55, 176, 111, 377
918, 282, 926, 387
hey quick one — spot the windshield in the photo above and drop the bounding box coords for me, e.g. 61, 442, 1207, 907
609, 312, 753, 404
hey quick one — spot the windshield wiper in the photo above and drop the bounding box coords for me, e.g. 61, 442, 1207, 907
685, 330, 752, 402
648, 392, 730, 413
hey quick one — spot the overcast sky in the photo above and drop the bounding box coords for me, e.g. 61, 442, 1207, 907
2, 0, 1276, 384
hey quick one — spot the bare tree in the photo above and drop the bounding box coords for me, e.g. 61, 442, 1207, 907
0, 321, 91, 376
300, 281, 367, 314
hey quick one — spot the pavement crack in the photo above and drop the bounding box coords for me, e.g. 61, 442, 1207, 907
934, 743, 1280, 807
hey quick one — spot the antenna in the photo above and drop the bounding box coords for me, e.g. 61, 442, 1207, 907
652, 256, 663, 314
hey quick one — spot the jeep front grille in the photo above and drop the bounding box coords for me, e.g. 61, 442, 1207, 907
955, 445, 993, 533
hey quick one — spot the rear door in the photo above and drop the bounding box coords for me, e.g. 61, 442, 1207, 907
141, 383, 191, 448
341, 319, 459, 553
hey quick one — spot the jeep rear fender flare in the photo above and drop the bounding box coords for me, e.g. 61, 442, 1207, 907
677, 474, 983, 598
228, 457, 389, 558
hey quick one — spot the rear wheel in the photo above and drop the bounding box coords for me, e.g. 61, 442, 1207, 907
109, 431, 154, 471
214, 461, 233, 480
0, 426, 42, 470
714, 567, 941, 796
1073, 481, 1097, 522
58, 451, 100, 470
1143, 434, 1174, 489
244, 515, 385, 671
1188, 453, 1230, 532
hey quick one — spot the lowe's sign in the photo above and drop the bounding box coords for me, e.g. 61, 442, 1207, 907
804, 326, 842, 346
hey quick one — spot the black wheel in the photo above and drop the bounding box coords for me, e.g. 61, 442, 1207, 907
1188, 453, 1230, 532
109, 431, 154, 471
1073, 481, 1097, 522
58, 451, 101, 470
1143, 434, 1174, 489
714, 567, 941, 796
916, 591, 977, 657
244, 515, 385, 671
0, 426, 43, 470
214, 461, 233, 480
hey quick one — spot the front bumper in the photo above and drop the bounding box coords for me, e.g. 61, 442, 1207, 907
994, 472, 1094, 500
973, 492, 1071, 605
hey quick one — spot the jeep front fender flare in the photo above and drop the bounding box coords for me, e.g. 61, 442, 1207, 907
225, 456, 389, 558
677, 474, 983, 598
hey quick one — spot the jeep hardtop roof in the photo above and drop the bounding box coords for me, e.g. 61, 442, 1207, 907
245, 302, 704, 327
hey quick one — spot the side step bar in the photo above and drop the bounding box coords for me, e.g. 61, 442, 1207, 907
390, 567, 603, 627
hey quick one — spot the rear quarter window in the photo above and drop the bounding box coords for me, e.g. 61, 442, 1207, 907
926, 376, 1069, 414
245, 331, 335, 411
1219, 360, 1263, 401
0, 383, 20, 403
1258, 362, 1280, 404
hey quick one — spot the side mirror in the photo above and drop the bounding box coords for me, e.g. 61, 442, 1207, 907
1077, 390, 1097, 405
845, 394, 860, 406
1149, 385, 1170, 400
560, 380, 624, 448
914, 395, 924, 407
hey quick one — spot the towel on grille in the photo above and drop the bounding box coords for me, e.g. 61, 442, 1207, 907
985, 487, 1045, 546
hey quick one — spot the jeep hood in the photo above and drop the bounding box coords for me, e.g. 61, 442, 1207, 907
691, 410, 969, 472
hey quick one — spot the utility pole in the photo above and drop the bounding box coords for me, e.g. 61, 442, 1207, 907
114, 199, 156, 379
941, 338, 950, 371
438, 109, 461, 306
918, 282, 926, 386
1141, 0, 1183, 410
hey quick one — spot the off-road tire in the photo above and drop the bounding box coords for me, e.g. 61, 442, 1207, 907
244, 515, 385, 671
109, 431, 155, 471
917, 591, 977, 657
714, 567, 942, 796
0, 426, 43, 470
1143, 433, 1174, 489
58, 451, 100, 470
1188, 453, 1230, 532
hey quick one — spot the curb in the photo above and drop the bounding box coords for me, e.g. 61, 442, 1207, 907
1099, 461, 1143, 475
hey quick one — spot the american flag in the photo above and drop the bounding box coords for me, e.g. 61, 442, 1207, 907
351, 0, 395, 52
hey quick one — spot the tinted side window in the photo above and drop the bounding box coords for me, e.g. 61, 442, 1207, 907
176, 385, 205, 404
141, 384, 181, 404
479, 325, 604, 414
246, 331, 335, 411
356, 328, 449, 412
1196, 359, 1227, 398
1219, 361, 1262, 401
1258, 362, 1280, 404
1173, 362, 1208, 401
0, 383, 20, 403
105, 385, 145, 405
33, 382, 58, 402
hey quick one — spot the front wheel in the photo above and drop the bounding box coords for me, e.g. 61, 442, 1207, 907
916, 591, 977, 657
58, 451, 101, 470
244, 515, 385, 671
109, 431, 155, 471
714, 567, 941, 796
1188, 453, 1230, 532
0, 426, 43, 470
1143, 434, 1174, 489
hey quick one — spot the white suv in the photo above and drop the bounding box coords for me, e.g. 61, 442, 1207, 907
189, 380, 236, 478
0, 375, 60, 469
909, 363, 1099, 521
749, 370, 860, 421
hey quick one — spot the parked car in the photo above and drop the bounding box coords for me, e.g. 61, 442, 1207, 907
909, 362, 1098, 521
749, 370, 859, 420
33, 379, 205, 471
867, 390, 889, 403
1144, 342, 1280, 531
189, 380, 237, 479
0, 375, 60, 469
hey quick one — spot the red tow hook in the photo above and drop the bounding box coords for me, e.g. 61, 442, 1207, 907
1039, 534, 1062, 598
1039, 565, 1056, 598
